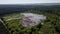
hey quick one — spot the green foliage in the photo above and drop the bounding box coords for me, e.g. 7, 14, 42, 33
2, 8, 60, 34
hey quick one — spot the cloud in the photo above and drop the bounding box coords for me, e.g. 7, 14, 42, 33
0, 0, 60, 4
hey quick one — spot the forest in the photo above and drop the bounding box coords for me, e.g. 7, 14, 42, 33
0, 5, 60, 34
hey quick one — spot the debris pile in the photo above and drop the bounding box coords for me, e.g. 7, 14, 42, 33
20, 13, 46, 27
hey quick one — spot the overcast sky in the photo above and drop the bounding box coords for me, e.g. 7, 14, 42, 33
0, 0, 60, 4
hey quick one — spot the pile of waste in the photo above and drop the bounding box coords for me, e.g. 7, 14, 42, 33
20, 13, 46, 27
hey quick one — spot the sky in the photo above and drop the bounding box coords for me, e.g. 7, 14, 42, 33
0, 0, 60, 4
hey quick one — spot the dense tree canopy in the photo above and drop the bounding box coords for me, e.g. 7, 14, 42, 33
1, 6, 60, 34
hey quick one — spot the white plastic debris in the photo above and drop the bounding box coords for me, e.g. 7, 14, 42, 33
20, 13, 46, 27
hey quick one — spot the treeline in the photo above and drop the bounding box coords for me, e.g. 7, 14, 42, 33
0, 5, 60, 16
